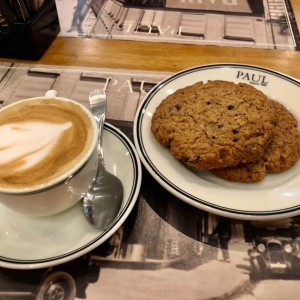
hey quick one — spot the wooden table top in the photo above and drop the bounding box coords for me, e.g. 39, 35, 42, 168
1, 0, 300, 80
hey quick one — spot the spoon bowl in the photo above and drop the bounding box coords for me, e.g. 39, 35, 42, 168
83, 90, 123, 230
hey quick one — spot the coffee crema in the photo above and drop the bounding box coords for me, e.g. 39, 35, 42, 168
0, 98, 94, 190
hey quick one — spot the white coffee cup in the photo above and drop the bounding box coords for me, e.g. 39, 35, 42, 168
0, 90, 99, 216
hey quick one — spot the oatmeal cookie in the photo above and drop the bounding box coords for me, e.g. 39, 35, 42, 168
212, 100, 300, 182
151, 80, 276, 169
211, 159, 267, 183
263, 101, 300, 173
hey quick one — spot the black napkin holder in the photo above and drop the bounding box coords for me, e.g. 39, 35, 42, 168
0, 0, 60, 60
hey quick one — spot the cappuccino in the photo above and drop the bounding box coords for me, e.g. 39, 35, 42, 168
0, 98, 95, 191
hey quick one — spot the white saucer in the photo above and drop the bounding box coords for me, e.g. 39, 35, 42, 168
134, 63, 300, 221
0, 123, 142, 269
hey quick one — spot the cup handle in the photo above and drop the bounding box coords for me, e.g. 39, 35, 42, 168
45, 90, 58, 97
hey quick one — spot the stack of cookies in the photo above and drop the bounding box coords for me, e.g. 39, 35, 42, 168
151, 80, 300, 182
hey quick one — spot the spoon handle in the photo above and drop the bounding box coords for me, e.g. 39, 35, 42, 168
89, 90, 107, 165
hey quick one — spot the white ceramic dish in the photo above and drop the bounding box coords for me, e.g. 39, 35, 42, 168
0, 123, 142, 269
133, 63, 300, 221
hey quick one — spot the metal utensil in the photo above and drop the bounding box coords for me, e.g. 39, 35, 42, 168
83, 90, 123, 230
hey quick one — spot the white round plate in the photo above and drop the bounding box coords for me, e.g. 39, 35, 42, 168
0, 123, 142, 269
133, 63, 300, 221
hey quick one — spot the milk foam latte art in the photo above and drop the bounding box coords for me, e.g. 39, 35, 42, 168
0, 95, 99, 216
0, 98, 95, 191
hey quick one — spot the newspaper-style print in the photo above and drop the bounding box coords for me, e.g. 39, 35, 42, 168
55, 0, 300, 50
0, 63, 300, 300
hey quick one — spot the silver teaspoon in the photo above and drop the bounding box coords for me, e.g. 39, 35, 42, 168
83, 90, 123, 230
